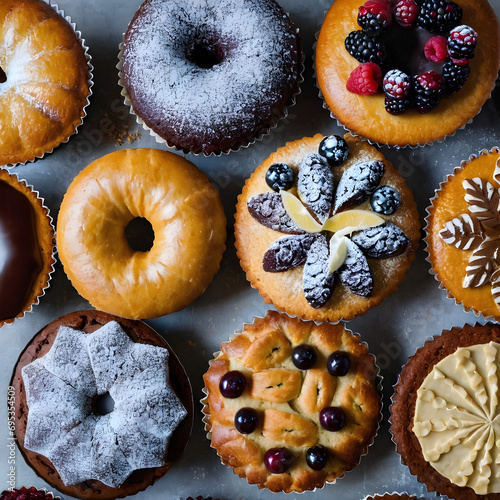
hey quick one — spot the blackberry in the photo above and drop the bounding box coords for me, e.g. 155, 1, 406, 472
385, 96, 412, 114
345, 30, 386, 65
383, 69, 410, 99
413, 71, 443, 113
357, 0, 392, 36
417, 0, 463, 33
448, 25, 478, 61
442, 60, 470, 96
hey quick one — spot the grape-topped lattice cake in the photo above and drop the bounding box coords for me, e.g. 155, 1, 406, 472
235, 133, 420, 323
202, 311, 381, 493
316, 0, 500, 147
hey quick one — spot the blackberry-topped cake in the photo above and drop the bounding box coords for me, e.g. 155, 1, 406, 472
235, 133, 420, 323
202, 311, 381, 493
316, 0, 500, 147
11, 310, 193, 500
120, 0, 303, 155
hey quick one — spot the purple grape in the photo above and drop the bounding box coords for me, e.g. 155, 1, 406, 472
327, 351, 350, 376
219, 370, 246, 398
306, 446, 328, 470
292, 344, 317, 370
319, 406, 345, 431
264, 447, 295, 474
234, 408, 259, 434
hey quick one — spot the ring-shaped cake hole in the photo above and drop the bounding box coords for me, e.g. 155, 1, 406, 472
92, 391, 115, 416
124, 216, 155, 252
186, 30, 226, 69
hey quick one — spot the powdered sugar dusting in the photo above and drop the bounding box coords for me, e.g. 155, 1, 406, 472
22, 322, 187, 488
122, 0, 300, 153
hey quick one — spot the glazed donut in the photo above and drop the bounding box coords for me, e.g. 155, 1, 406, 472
120, 0, 302, 155
56, 149, 227, 319
0, 0, 91, 166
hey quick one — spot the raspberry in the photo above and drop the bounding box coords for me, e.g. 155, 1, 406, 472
417, 0, 463, 33
357, 0, 392, 36
385, 96, 412, 114
448, 25, 478, 61
383, 69, 410, 99
345, 30, 386, 65
424, 35, 449, 63
0, 488, 54, 500
393, 0, 419, 29
346, 62, 382, 95
413, 70, 444, 113
442, 60, 470, 95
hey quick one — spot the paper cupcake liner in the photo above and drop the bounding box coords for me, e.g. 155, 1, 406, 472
0, 169, 56, 329
312, 18, 497, 150
116, 25, 305, 157
362, 492, 427, 500
388, 323, 500, 500
423, 146, 500, 321
201, 311, 383, 494
3, 1, 93, 168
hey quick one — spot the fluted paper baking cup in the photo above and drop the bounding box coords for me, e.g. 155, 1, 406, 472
116, 8, 304, 157
362, 493, 426, 500
2, 1, 93, 167
313, 0, 500, 149
201, 310, 383, 494
0, 168, 56, 329
424, 147, 500, 322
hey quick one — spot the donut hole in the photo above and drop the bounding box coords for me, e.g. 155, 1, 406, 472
92, 392, 115, 416
125, 217, 155, 252
186, 35, 224, 69
0, 66, 6, 84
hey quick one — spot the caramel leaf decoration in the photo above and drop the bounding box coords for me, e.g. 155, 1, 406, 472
493, 158, 500, 185
439, 214, 484, 251
463, 231, 500, 288
463, 178, 500, 229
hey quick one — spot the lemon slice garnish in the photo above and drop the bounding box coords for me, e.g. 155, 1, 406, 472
281, 190, 323, 233
323, 210, 384, 236
328, 234, 348, 275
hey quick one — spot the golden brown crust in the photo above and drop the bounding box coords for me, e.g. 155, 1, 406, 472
0, 168, 54, 328
425, 148, 500, 320
202, 310, 381, 493
234, 133, 420, 322
57, 149, 227, 319
0, 0, 91, 165
315, 0, 500, 147
390, 323, 500, 500
11, 309, 193, 500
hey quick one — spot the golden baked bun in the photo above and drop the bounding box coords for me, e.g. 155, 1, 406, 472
0, 0, 91, 166
202, 311, 381, 493
57, 149, 227, 319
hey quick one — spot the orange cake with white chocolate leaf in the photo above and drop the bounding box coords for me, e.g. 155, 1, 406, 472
202, 310, 380, 493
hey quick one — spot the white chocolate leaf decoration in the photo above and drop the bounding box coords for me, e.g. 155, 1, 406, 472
322, 209, 384, 236
494, 158, 500, 185
281, 190, 323, 233
463, 231, 500, 288
413, 342, 500, 495
463, 178, 500, 229
327, 234, 348, 275
439, 214, 483, 251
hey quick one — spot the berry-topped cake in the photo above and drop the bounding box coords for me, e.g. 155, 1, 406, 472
234, 133, 420, 323
202, 311, 381, 493
316, 0, 500, 147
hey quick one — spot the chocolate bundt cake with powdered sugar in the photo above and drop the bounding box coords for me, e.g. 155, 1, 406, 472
11, 310, 193, 500
120, 0, 303, 155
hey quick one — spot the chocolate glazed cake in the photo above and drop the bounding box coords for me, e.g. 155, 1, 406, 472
11, 310, 193, 500
120, 0, 303, 155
